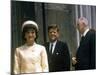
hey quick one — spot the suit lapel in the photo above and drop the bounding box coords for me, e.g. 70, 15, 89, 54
47, 42, 50, 53
53, 41, 59, 55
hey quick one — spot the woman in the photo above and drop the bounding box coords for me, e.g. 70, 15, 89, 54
14, 20, 49, 74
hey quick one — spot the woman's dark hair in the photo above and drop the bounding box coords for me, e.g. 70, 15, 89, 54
22, 24, 38, 42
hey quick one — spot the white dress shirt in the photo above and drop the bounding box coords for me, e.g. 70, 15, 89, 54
82, 28, 89, 37
49, 40, 57, 54
14, 43, 49, 74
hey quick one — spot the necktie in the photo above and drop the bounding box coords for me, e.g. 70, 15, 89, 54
80, 36, 84, 44
50, 43, 53, 54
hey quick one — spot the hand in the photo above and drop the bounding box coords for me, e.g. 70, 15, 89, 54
72, 57, 77, 65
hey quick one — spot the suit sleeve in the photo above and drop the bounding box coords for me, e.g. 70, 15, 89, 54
90, 31, 96, 69
64, 43, 70, 71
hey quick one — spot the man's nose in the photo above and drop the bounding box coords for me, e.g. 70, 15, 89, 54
28, 32, 33, 36
51, 32, 55, 35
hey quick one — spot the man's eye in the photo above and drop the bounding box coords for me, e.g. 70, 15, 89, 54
32, 32, 35, 33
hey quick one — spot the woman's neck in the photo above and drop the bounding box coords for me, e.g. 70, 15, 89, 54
26, 42, 34, 46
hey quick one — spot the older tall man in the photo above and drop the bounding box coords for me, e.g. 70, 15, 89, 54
72, 17, 96, 70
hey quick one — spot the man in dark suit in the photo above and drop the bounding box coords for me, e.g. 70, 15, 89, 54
44, 24, 70, 72
72, 17, 96, 70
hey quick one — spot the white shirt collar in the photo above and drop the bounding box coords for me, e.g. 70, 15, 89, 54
51, 40, 57, 46
49, 40, 57, 53
82, 28, 89, 37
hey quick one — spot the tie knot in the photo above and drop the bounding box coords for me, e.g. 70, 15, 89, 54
81, 36, 84, 39
80, 36, 84, 42
51, 43, 53, 47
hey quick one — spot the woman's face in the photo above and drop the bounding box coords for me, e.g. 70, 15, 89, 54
25, 29, 36, 45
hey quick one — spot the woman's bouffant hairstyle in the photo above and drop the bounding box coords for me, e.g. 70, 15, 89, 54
22, 20, 39, 42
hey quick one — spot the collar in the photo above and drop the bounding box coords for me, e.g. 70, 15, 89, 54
50, 40, 57, 46
25, 42, 36, 47
49, 40, 57, 53
82, 28, 89, 37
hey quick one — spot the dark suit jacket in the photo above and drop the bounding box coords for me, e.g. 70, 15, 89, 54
44, 40, 70, 72
75, 29, 96, 70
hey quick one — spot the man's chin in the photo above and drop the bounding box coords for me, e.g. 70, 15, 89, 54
28, 39, 34, 42
50, 39, 56, 42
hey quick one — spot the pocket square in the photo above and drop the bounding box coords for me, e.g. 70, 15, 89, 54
56, 52, 59, 55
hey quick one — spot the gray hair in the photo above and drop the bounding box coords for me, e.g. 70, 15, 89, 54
78, 17, 88, 26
